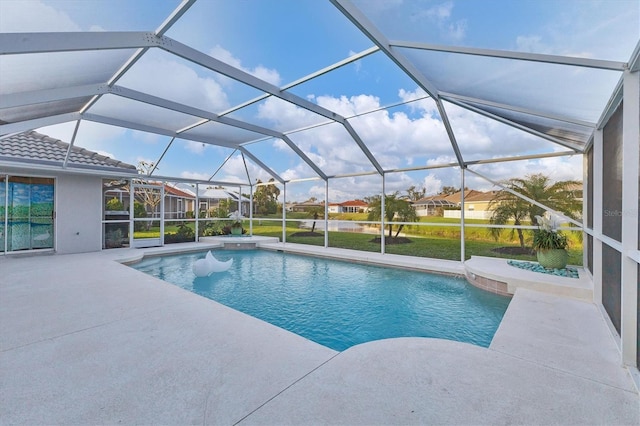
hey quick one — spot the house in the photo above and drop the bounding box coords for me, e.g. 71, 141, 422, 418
290, 199, 324, 213
441, 190, 498, 219
412, 195, 457, 217
1, 131, 138, 254
328, 199, 369, 214
104, 181, 197, 220
413, 190, 498, 219
197, 186, 250, 217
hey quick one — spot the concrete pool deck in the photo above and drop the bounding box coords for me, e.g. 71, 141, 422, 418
1, 243, 638, 425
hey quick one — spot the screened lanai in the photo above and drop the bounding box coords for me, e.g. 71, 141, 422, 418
1, 0, 639, 376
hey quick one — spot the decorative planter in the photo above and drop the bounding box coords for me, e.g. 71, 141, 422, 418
230, 226, 243, 236
536, 249, 568, 269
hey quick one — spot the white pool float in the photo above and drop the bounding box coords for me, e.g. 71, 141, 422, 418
193, 251, 233, 277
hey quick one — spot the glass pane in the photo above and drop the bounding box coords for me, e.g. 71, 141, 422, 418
227, 96, 330, 134
87, 94, 201, 132
7, 176, 54, 251
287, 51, 418, 107
456, 98, 594, 148
0, 0, 181, 33
164, 220, 196, 244
350, 0, 638, 61
0, 176, 5, 253
243, 138, 321, 182
348, 96, 457, 170
103, 178, 130, 250
0, 98, 91, 124
166, 0, 373, 83
158, 140, 246, 183
287, 122, 378, 176
443, 100, 573, 162
398, 47, 621, 123
117, 48, 266, 113
180, 121, 264, 145
0, 50, 136, 95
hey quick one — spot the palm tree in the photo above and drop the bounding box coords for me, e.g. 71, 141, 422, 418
367, 192, 418, 238
489, 173, 582, 248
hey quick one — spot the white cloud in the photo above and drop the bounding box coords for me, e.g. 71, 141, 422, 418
412, 1, 467, 42
184, 141, 208, 155
422, 174, 444, 195
0, 0, 80, 32
209, 45, 282, 86
180, 171, 210, 181
118, 53, 230, 112
97, 150, 115, 159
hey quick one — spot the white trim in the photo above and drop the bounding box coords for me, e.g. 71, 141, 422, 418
593, 129, 604, 305
620, 69, 639, 367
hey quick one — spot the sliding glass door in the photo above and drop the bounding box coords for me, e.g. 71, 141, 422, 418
3, 176, 54, 252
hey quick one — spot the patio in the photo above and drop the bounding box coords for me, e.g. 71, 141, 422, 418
0, 245, 637, 425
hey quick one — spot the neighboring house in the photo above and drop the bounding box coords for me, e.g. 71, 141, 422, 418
441, 190, 498, 219
103, 182, 196, 219
176, 185, 250, 217
0, 131, 138, 254
328, 199, 369, 214
413, 190, 497, 219
412, 195, 457, 217
291, 199, 324, 213
162, 183, 196, 219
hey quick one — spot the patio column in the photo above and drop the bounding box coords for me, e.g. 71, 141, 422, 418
381, 173, 386, 254
460, 168, 465, 263
621, 69, 639, 367
592, 129, 603, 305
195, 183, 199, 241
282, 182, 286, 244
249, 184, 253, 236
325, 179, 329, 248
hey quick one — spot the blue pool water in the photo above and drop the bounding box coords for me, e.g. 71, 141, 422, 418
131, 250, 511, 351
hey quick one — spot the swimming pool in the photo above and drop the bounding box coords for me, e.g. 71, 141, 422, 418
131, 249, 511, 351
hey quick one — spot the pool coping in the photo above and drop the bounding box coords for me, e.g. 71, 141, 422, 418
2, 243, 637, 424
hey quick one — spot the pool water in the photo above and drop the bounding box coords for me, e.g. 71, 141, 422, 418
131, 250, 511, 351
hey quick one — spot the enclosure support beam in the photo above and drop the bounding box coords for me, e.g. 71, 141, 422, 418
620, 69, 639, 367
460, 169, 466, 263
282, 183, 287, 244
381, 174, 386, 255
325, 180, 329, 248
592, 129, 604, 305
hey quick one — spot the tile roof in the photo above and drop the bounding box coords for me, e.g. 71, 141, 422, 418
0, 131, 138, 173
340, 199, 368, 207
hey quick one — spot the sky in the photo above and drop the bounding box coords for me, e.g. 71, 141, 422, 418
1, 0, 638, 202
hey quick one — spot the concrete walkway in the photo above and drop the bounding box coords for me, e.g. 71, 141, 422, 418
1, 246, 638, 425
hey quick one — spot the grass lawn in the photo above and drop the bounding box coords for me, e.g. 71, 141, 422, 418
134, 216, 583, 266
251, 221, 583, 265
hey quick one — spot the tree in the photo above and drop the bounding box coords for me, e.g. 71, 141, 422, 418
133, 161, 162, 222
440, 186, 459, 195
489, 174, 582, 248
308, 207, 323, 232
406, 185, 426, 201
367, 192, 418, 238
254, 178, 280, 215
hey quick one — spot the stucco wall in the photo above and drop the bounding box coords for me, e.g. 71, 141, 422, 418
55, 174, 103, 254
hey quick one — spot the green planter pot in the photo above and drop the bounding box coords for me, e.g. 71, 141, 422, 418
536, 249, 568, 269
230, 226, 243, 236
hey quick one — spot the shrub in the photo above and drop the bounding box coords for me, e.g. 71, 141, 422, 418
106, 197, 124, 211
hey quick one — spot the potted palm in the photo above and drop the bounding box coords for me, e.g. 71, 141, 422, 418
533, 212, 568, 269
228, 210, 244, 236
